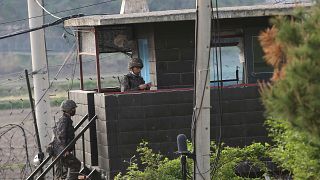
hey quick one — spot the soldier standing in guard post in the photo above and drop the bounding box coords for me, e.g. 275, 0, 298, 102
53, 100, 81, 180
122, 57, 151, 91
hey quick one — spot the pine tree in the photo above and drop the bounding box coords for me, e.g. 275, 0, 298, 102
260, 1, 320, 141
259, 1, 320, 178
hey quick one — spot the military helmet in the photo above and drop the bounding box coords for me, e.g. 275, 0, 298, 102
60, 99, 77, 112
128, 57, 143, 70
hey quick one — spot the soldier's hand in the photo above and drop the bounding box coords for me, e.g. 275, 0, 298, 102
139, 84, 148, 90
64, 151, 70, 157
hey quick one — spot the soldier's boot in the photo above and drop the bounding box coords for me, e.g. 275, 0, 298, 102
65, 154, 81, 180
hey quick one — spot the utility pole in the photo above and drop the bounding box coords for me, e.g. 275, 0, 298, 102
27, 0, 53, 152
194, 0, 212, 179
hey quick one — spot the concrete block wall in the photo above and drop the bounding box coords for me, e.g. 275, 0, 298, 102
153, 18, 272, 89
69, 90, 98, 166
94, 92, 123, 179
94, 85, 268, 178
210, 86, 268, 146
154, 21, 195, 89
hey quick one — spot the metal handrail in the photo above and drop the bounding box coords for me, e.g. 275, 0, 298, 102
210, 67, 240, 85
74, 114, 89, 130
26, 114, 89, 180
26, 155, 52, 180
36, 115, 97, 180
210, 78, 239, 83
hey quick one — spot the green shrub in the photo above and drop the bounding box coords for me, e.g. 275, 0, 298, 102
115, 141, 270, 180
265, 118, 320, 179
114, 141, 193, 180
210, 142, 269, 180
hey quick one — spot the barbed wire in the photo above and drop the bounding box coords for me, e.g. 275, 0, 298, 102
0, 43, 128, 132
0, 66, 125, 122
0, 46, 129, 179
0, 46, 77, 179
0, 42, 128, 180
0, 124, 36, 179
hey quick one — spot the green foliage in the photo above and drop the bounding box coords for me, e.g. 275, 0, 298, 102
263, 59, 320, 137
261, 2, 320, 179
0, 99, 30, 110
0, 96, 66, 110
0, 77, 119, 110
262, 3, 320, 140
114, 141, 192, 180
211, 142, 269, 180
265, 118, 320, 179
115, 141, 270, 180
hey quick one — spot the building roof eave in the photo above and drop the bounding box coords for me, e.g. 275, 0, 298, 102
64, 3, 312, 27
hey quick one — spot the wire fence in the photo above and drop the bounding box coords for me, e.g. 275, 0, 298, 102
0, 124, 36, 179
0, 48, 128, 179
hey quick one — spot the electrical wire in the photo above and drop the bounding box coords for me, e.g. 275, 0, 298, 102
33, 0, 61, 19
191, 0, 199, 145
0, 0, 117, 26
34, 43, 76, 107
0, 14, 83, 40
63, 26, 76, 37
19, 43, 76, 125
191, 1, 199, 178
210, 0, 225, 178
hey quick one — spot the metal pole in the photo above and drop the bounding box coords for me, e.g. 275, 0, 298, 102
94, 28, 102, 92
25, 69, 44, 178
181, 155, 187, 180
25, 69, 42, 152
27, 0, 53, 151
194, 0, 212, 179
82, 134, 86, 166
77, 31, 84, 90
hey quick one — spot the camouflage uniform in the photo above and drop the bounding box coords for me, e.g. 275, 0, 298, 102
53, 114, 81, 180
122, 57, 149, 91
122, 73, 146, 91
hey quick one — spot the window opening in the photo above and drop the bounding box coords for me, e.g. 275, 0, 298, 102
138, 39, 150, 83
210, 35, 244, 86
99, 52, 129, 90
